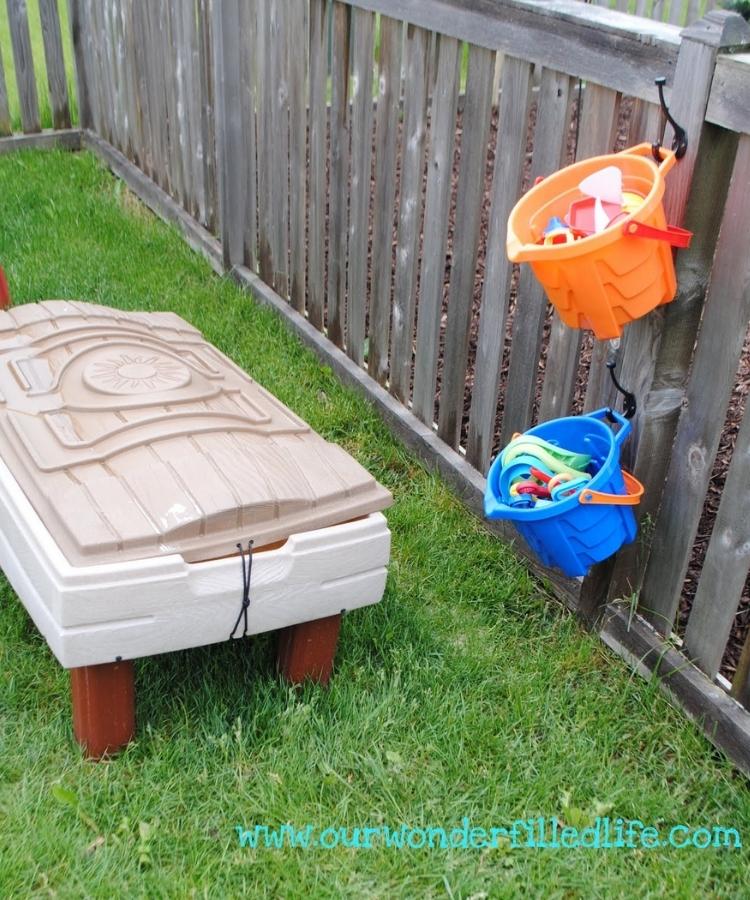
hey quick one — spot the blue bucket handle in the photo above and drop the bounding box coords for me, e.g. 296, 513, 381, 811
588, 407, 632, 448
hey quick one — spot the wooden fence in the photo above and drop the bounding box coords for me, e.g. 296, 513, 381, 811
3, 0, 750, 770
0, 0, 80, 151
590, 0, 720, 27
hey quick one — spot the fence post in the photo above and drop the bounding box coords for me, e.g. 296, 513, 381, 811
577, 11, 750, 624
212, 0, 245, 269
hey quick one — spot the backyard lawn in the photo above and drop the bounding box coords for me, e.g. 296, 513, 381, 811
0, 149, 749, 897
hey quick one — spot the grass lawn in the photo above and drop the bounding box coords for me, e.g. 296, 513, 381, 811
0, 149, 748, 897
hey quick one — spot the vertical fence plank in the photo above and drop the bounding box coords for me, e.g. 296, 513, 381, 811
269, 0, 290, 297
639, 133, 750, 635
326, 1, 350, 346
288, 0, 307, 310
684, 399, 750, 678
256, 0, 273, 281
86, 0, 105, 138
171, 0, 190, 210
120, 0, 141, 163
307, 0, 327, 331
499, 68, 574, 446
239, 0, 258, 271
390, 23, 429, 404
411, 34, 460, 426
346, 6, 375, 365
0, 45, 12, 135
466, 55, 533, 472
7, 0, 41, 133
68, 0, 91, 129
132, 0, 154, 177
368, 15, 402, 383
213, 0, 244, 268
437, 44, 495, 449
198, 0, 218, 231
538, 83, 619, 423
175, 0, 197, 215
39, 0, 71, 129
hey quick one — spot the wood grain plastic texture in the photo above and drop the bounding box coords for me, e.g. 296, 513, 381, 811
0, 301, 392, 566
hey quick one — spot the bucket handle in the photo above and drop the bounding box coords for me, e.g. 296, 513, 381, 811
622, 220, 692, 248
588, 407, 632, 448
620, 141, 677, 177
578, 470, 644, 506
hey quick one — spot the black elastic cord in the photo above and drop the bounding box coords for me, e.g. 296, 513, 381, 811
229, 540, 254, 639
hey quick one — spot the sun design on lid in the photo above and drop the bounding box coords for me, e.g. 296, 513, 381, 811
84, 353, 191, 395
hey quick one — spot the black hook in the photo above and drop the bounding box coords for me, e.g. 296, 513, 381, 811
651, 76, 688, 162
605, 341, 637, 421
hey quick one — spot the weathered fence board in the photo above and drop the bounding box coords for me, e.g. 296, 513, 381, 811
39, 0, 71, 129
7, 0, 41, 133
269, 0, 290, 297
411, 33, 460, 426
346, 5, 376, 365
390, 22, 429, 404
288, 0, 307, 312
684, 399, 750, 679
368, 15, 402, 384
213, 0, 244, 268
326, 1, 351, 347
0, 45, 12, 136
466, 55, 533, 472
307, 0, 328, 331
437, 44, 495, 449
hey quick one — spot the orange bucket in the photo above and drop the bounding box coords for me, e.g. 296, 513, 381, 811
506, 143, 691, 339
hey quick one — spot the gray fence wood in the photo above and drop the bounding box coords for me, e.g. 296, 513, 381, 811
684, 399, 750, 678
270, 0, 290, 297
437, 44, 495, 449
68, 0, 91, 128
213, 0, 244, 268
256, 0, 273, 281
390, 22, 429, 404
639, 133, 750, 635
327, 1, 351, 347
466, 55, 533, 472
307, 0, 327, 331
368, 15, 402, 384
0, 46, 12, 136
198, 0, 217, 231
708, 53, 750, 135
346, 0, 681, 102
538, 83, 620, 423
346, 5, 376, 365
412, 33, 460, 426
288, 0, 307, 311
7, 0, 41, 133
499, 68, 574, 447
39, 0, 71, 129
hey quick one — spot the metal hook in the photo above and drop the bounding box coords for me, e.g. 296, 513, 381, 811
651, 76, 688, 162
605, 339, 637, 421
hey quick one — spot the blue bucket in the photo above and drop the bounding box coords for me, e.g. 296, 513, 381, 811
484, 408, 643, 577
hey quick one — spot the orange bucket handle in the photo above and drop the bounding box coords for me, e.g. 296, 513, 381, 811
620, 141, 677, 177
578, 471, 644, 506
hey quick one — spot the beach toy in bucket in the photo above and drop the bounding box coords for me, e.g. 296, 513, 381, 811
506, 143, 692, 340
484, 408, 644, 577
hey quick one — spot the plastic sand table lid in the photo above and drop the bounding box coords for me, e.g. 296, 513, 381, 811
0, 301, 392, 566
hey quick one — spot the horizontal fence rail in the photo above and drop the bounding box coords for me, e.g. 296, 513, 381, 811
11, 0, 750, 771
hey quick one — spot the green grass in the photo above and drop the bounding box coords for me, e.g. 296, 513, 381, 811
0, 149, 749, 897
0, 0, 77, 131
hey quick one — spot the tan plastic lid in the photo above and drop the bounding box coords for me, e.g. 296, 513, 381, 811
0, 301, 392, 566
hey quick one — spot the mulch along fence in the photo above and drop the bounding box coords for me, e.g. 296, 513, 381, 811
2, 0, 750, 770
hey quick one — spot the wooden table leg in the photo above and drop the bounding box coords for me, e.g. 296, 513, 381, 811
70, 660, 136, 759
277, 613, 342, 685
